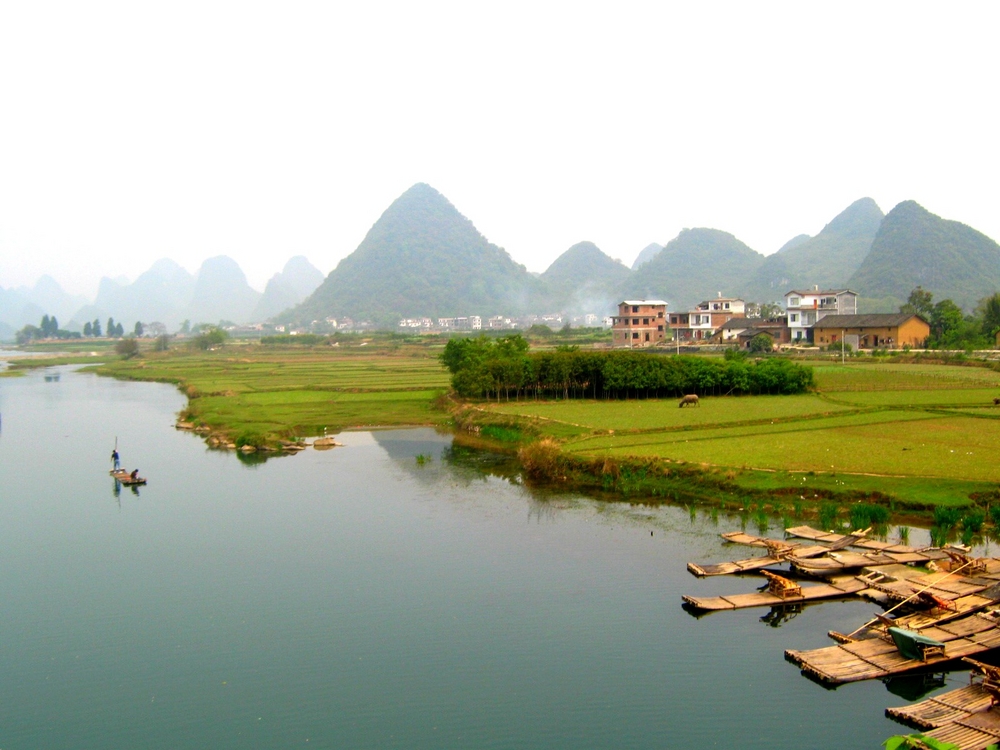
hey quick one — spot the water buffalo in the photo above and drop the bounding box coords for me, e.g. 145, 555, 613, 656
993, 397, 1000, 406
679, 394, 700, 408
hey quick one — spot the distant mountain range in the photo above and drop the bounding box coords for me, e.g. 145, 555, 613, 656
3, 184, 999, 340
0, 256, 324, 337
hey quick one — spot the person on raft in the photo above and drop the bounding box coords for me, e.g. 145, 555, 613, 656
130, 469, 138, 481
112, 449, 121, 470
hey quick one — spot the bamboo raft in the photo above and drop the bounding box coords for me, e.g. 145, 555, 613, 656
683, 573, 867, 611
110, 469, 147, 486
886, 659, 1000, 750
786, 611, 1000, 685
688, 527, 957, 577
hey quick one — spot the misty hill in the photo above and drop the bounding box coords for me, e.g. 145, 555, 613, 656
0, 276, 87, 331
631, 243, 664, 270
622, 228, 765, 311
253, 256, 325, 321
745, 198, 884, 302
86, 258, 197, 329
848, 201, 1000, 310
292, 183, 541, 326
540, 242, 630, 314
180, 256, 262, 326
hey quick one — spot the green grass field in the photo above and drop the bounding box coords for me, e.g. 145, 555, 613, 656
480, 360, 1000, 508
96, 344, 451, 440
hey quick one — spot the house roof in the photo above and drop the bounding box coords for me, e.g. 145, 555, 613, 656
720, 317, 785, 330
785, 289, 856, 297
621, 300, 667, 306
737, 327, 778, 339
811, 313, 929, 329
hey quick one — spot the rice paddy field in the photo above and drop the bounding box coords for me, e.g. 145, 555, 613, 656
95, 344, 451, 439
485, 359, 1000, 507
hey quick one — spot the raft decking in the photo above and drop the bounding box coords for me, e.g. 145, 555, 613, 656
786, 612, 1000, 684
886, 659, 1000, 749
110, 470, 147, 486
682, 575, 866, 611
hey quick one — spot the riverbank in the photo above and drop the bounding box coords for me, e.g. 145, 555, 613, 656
11, 340, 1000, 525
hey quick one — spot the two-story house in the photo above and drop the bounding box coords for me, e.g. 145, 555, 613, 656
669, 295, 746, 341
612, 300, 667, 347
784, 287, 858, 343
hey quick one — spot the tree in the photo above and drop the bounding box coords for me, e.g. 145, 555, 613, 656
748, 333, 773, 353
92, 318, 102, 337
900, 286, 934, 317
191, 327, 228, 350
154, 334, 170, 351
107, 318, 116, 338
976, 293, 1000, 339
179, 319, 191, 335
115, 321, 124, 337
41, 315, 51, 337
134, 321, 144, 337
83, 321, 93, 336
930, 299, 964, 342
114, 337, 140, 359
15, 324, 40, 344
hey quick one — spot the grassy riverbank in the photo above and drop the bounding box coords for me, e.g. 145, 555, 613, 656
469, 359, 1000, 513
94, 341, 451, 444
21, 338, 997, 517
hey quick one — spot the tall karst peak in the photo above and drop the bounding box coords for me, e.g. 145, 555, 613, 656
848, 200, 1000, 310
292, 183, 540, 326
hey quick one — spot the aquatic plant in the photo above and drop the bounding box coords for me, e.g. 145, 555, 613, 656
415, 453, 432, 466
933, 507, 962, 531
897, 526, 910, 545
849, 503, 889, 530
818, 502, 839, 532
962, 509, 985, 534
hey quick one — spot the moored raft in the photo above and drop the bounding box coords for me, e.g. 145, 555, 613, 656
682, 573, 866, 611
785, 610, 1000, 685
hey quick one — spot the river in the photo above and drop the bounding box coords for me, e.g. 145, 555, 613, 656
0, 364, 951, 748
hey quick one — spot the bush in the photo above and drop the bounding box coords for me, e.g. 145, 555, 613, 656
234, 430, 267, 449
114, 337, 140, 359
933, 506, 962, 530
849, 503, 889, 529
192, 327, 228, 350
748, 333, 773, 354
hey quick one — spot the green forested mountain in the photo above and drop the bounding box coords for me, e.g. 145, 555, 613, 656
253, 256, 325, 321
744, 197, 884, 303
848, 201, 1000, 310
540, 241, 631, 313
621, 228, 766, 311
631, 242, 664, 270
292, 184, 541, 326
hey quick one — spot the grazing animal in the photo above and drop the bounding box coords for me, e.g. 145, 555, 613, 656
679, 394, 700, 408
993, 397, 1000, 406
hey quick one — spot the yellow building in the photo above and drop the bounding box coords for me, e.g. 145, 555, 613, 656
811, 314, 929, 349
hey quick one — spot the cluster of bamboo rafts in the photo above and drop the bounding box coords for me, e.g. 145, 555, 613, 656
685, 526, 1000, 749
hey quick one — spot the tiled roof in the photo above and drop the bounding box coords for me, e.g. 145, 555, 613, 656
811, 313, 928, 328
621, 300, 667, 306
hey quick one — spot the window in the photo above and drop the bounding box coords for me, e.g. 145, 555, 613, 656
790, 314, 798, 322
671, 316, 677, 324
632, 306, 638, 313
789, 297, 800, 306
643, 318, 649, 325
724, 303, 730, 309
657, 325, 663, 331
633, 318, 639, 325
632, 332, 638, 339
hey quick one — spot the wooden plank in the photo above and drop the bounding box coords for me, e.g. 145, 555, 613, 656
681, 579, 867, 611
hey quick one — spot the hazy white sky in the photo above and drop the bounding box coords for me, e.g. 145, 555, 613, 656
1, 1, 997, 296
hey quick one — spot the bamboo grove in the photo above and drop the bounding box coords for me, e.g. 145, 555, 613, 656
441, 335, 814, 400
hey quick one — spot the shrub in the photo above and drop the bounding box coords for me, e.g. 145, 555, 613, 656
234, 430, 267, 449
933, 507, 962, 530
962, 509, 986, 533
114, 337, 140, 359
849, 503, 889, 530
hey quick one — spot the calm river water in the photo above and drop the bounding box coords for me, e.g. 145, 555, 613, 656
0, 365, 958, 748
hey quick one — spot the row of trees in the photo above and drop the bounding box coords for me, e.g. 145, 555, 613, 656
15, 314, 82, 343
902, 287, 1000, 349
441, 335, 814, 400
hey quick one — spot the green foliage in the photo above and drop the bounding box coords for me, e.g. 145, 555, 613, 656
443, 337, 814, 400
849, 503, 889, 529
134, 321, 144, 337
826, 340, 853, 354
414, 453, 432, 465
933, 506, 962, 530
978, 293, 1000, 339
234, 430, 267, 449
900, 286, 934, 318
818, 502, 839, 531
963, 509, 985, 533
883, 734, 962, 750
154, 334, 170, 351
261, 334, 328, 346
748, 333, 773, 353
191, 327, 229, 350
114, 337, 140, 359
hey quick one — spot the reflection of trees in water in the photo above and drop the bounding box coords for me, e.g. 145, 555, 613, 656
235, 449, 270, 467
882, 672, 946, 702
440, 443, 521, 487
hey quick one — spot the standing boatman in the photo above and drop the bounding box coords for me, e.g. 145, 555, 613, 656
111, 448, 121, 470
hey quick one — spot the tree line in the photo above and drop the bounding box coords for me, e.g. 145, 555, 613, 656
441, 335, 814, 400
902, 287, 1000, 349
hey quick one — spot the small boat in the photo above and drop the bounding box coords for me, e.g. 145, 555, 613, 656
888, 626, 947, 662
110, 469, 147, 486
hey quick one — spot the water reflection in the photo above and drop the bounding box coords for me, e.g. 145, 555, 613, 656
760, 604, 802, 627
882, 673, 947, 702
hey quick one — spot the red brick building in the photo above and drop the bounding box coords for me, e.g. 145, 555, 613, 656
612, 300, 667, 347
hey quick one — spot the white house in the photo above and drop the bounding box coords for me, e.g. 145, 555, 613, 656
785, 287, 858, 343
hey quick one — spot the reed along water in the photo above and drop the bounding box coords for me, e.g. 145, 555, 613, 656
0, 364, 942, 748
